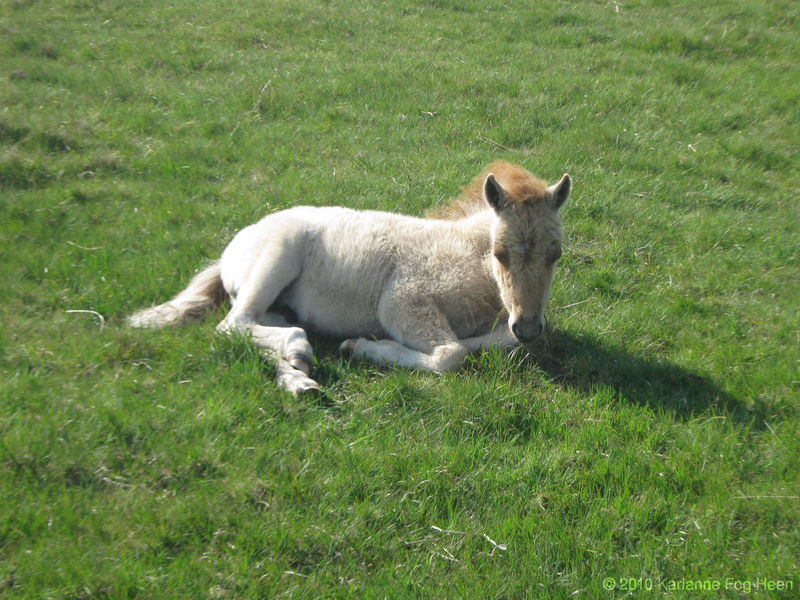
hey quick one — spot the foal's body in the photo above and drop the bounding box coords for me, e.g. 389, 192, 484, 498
223, 206, 502, 339
130, 162, 571, 394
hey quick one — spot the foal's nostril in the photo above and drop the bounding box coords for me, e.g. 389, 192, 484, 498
511, 316, 543, 343
511, 321, 534, 343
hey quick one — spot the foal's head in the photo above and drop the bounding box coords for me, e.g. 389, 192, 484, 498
484, 162, 571, 344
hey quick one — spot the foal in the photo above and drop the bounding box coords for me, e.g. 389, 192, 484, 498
130, 162, 571, 394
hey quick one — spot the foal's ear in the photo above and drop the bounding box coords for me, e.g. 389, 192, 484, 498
548, 174, 571, 210
484, 174, 508, 213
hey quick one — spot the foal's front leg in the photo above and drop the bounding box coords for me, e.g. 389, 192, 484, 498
460, 325, 518, 352
339, 294, 469, 373
340, 324, 517, 373
339, 337, 468, 373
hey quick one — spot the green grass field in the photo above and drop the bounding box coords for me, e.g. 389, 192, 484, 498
1, 0, 798, 597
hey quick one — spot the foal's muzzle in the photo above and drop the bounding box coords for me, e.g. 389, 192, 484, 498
510, 314, 544, 344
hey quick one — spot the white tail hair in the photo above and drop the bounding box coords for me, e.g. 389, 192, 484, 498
129, 261, 226, 328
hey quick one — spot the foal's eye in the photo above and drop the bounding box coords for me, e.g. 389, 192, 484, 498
493, 246, 509, 266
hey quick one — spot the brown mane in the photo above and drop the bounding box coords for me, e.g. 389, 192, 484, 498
428, 161, 550, 220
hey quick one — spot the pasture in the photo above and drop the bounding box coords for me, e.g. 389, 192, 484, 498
1, 0, 798, 597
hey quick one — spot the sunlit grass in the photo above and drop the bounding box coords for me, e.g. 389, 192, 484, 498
1, 0, 798, 597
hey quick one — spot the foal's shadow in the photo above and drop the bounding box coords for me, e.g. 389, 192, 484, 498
531, 328, 761, 426
304, 327, 759, 426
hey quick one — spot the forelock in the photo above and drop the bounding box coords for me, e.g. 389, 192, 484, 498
484, 161, 550, 206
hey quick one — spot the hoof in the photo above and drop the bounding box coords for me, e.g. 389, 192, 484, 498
277, 361, 321, 397
338, 338, 359, 355
294, 381, 322, 397
288, 354, 312, 375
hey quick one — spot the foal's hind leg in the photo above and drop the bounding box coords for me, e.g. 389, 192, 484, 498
252, 314, 320, 395
221, 312, 321, 396
217, 229, 320, 395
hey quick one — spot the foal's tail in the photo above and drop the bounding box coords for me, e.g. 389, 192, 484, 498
129, 261, 227, 328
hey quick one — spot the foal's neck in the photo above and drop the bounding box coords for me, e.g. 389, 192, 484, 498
453, 210, 494, 253
448, 210, 496, 284
452, 210, 503, 307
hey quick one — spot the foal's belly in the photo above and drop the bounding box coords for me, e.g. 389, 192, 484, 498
280, 263, 502, 341
278, 250, 390, 339
281, 280, 387, 338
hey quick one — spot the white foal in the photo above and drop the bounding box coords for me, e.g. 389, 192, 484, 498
130, 161, 571, 395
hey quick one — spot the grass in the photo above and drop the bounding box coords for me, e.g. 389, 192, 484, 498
1, 0, 798, 597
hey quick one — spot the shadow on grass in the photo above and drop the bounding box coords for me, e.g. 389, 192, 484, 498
258, 325, 761, 427
535, 327, 763, 426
